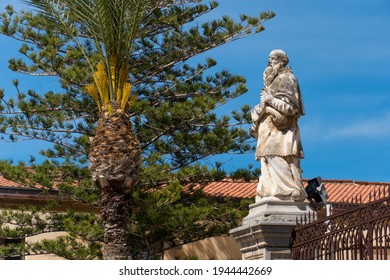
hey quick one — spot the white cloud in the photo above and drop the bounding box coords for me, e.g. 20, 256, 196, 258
328, 114, 390, 138
302, 113, 390, 141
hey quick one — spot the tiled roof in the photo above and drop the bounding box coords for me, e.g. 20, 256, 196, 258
199, 178, 390, 203
0, 174, 97, 212
323, 179, 390, 203
202, 181, 256, 199
1, 174, 389, 204
0, 174, 21, 187
0, 173, 59, 189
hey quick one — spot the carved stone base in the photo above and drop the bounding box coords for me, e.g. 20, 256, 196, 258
230, 197, 311, 260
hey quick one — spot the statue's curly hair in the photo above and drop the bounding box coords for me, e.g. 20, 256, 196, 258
270, 49, 289, 66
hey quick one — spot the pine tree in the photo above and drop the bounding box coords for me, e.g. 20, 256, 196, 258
0, 1, 273, 259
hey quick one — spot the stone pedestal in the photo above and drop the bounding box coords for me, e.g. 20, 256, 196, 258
230, 197, 311, 260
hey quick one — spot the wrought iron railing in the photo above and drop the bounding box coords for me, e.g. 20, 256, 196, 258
291, 190, 390, 260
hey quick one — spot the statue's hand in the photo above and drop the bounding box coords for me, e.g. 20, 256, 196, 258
261, 91, 273, 104
255, 103, 265, 114
251, 104, 264, 132
249, 125, 258, 139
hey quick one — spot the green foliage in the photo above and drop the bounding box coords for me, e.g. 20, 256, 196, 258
0, 1, 271, 259
129, 182, 252, 259
0, 206, 103, 259
230, 164, 260, 182
28, 235, 102, 260
23, 0, 158, 112
0, 169, 253, 259
0, 1, 273, 167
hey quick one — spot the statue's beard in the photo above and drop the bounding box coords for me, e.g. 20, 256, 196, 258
263, 65, 278, 88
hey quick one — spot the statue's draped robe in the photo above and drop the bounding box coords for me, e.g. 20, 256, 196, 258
252, 68, 306, 199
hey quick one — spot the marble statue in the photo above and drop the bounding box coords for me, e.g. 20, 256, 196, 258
250, 49, 307, 201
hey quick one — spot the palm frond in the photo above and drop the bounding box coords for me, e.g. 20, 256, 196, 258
23, 0, 157, 112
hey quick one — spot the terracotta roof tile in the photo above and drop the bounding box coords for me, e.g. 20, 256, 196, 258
0, 175, 21, 187
0, 173, 60, 189
1, 174, 389, 204
200, 178, 390, 203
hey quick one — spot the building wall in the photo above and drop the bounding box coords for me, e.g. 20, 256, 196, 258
25, 232, 67, 260
163, 236, 242, 260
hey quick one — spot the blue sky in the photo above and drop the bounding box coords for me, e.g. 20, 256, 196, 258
1, 0, 390, 182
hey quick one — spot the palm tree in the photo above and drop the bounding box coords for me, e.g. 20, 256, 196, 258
24, 0, 155, 259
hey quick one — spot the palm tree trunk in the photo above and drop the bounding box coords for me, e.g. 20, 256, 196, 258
89, 102, 141, 260
99, 183, 131, 259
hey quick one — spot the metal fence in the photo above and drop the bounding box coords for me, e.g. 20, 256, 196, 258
291, 191, 390, 260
